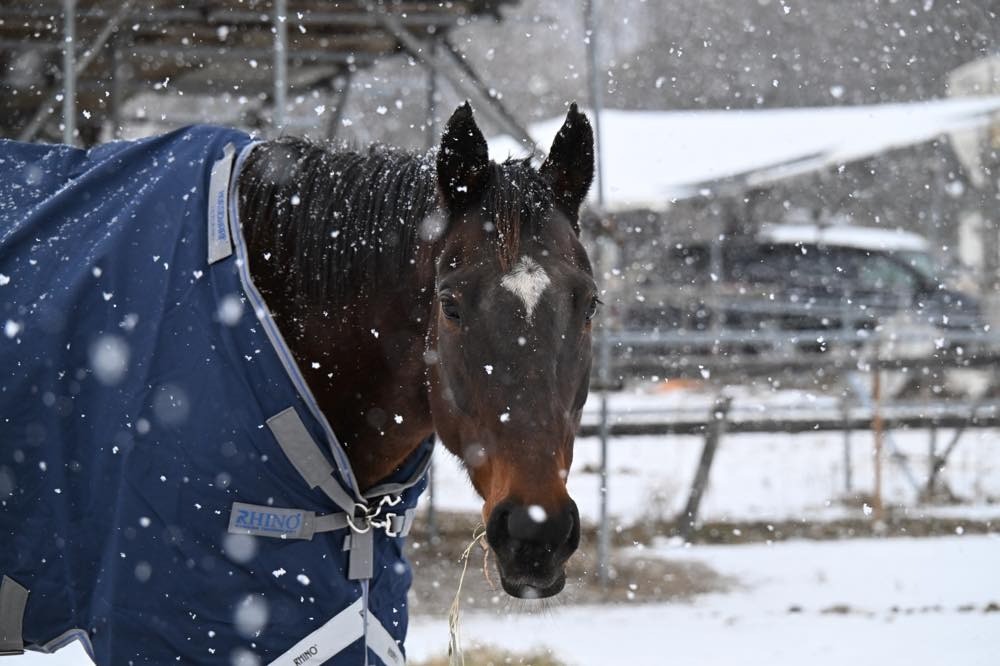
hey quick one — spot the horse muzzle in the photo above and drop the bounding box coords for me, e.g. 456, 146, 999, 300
485, 498, 580, 599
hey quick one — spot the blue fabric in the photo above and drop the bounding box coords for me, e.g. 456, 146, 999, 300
0, 126, 426, 665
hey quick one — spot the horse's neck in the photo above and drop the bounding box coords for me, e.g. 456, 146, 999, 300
251, 252, 433, 488
237, 140, 442, 489
311, 294, 436, 490
244, 229, 437, 491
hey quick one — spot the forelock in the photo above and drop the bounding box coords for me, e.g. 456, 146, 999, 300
481, 158, 553, 272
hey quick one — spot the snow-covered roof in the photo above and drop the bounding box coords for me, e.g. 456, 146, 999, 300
489, 96, 1000, 211
757, 224, 930, 253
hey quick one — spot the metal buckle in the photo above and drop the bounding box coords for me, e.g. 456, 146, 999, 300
370, 512, 401, 537
345, 495, 403, 536
345, 502, 372, 534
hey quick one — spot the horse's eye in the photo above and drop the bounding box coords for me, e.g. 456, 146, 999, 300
585, 296, 601, 322
440, 296, 461, 322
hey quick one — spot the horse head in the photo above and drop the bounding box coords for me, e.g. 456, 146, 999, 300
428, 103, 596, 598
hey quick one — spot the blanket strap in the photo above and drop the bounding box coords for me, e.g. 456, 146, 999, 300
267, 596, 404, 666
266, 407, 358, 513
227, 501, 418, 542
0, 576, 28, 655
235, 407, 429, 581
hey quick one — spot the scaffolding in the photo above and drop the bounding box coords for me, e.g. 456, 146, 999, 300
0, 0, 536, 148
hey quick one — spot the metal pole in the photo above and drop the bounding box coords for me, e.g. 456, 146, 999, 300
62, 0, 77, 145
585, 0, 611, 586
273, 0, 288, 133
365, 4, 538, 152
440, 39, 537, 155
847, 370, 922, 494
427, 439, 438, 542
926, 422, 938, 500
596, 327, 611, 585
109, 34, 123, 140
871, 342, 884, 521
19, 0, 135, 142
584, 0, 605, 210
425, 48, 439, 543
842, 396, 853, 494
426, 38, 438, 149
708, 218, 723, 352
325, 72, 352, 140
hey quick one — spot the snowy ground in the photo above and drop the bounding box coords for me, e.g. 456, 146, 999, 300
428, 426, 1000, 527
419, 384, 1000, 526
408, 535, 1000, 665
22, 536, 1000, 666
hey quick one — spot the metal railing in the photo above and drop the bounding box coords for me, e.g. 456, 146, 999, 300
581, 319, 1000, 581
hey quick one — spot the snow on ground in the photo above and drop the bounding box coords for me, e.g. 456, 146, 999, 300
407, 535, 1000, 666
428, 426, 1000, 526
425, 385, 1000, 525
21, 537, 1000, 666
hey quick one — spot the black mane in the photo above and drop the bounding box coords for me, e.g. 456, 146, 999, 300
238, 137, 553, 303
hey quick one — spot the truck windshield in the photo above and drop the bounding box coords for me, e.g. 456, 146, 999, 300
895, 251, 940, 285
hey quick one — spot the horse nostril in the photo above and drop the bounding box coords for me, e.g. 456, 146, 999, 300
565, 500, 580, 552
507, 504, 548, 542
488, 499, 580, 561
486, 502, 513, 549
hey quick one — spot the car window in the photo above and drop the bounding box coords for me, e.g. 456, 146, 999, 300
855, 253, 918, 292
896, 251, 939, 285
758, 244, 847, 290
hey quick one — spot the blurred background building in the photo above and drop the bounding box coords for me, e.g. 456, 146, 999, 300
4, 1, 997, 286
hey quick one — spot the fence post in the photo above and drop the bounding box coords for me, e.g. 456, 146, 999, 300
62, 0, 77, 145
678, 395, 732, 542
841, 395, 853, 494
871, 340, 884, 521
596, 328, 612, 586
272, 0, 288, 132
927, 422, 937, 499
426, 438, 438, 542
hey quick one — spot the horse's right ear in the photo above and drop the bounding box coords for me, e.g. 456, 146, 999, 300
437, 102, 489, 212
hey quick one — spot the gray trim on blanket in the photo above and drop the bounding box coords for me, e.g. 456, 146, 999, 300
226, 141, 364, 500
267, 407, 358, 514
0, 576, 28, 655
363, 446, 434, 501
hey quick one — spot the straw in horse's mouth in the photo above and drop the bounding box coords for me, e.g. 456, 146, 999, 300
481, 544, 498, 591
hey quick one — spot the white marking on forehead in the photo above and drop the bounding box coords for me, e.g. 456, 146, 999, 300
500, 256, 551, 324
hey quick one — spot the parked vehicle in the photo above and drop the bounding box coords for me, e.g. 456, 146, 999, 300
624, 224, 984, 348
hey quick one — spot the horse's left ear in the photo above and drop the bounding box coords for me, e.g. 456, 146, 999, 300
540, 102, 594, 233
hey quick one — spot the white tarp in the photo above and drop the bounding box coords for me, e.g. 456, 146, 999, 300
490, 96, 1000, 211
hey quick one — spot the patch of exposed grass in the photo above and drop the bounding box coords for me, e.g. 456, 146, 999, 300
412, 645, 566, 666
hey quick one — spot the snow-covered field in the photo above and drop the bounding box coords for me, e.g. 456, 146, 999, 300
428, 426, 1000, 526
408, 535, 1000, 665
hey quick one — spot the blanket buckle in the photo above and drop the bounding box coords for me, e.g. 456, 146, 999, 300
347, 494, 404, 537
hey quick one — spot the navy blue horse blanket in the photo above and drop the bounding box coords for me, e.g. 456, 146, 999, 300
0, 126, 429, 665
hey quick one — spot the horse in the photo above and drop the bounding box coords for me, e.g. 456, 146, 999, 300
0, 102, 595, 663
240, 101, 596, 597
